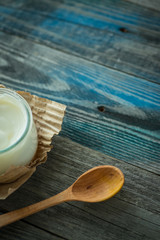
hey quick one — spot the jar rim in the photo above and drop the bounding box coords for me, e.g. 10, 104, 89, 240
0, 88, 32, 154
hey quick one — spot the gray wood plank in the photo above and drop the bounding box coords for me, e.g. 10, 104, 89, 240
0, 32, 159, 174
0, 211, 66, 240
0, 136, 160, 240
127, 0, 160, 11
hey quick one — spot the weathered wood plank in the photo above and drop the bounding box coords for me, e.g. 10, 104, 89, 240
1, 0, 160, 33
60, 108, 160, 174
0, 0, 160, 82
1, 136, 160, 240
127, 0, 160, 11
0, 32, 159, 173
0, 210, 65, 240
0, 1, 159, 239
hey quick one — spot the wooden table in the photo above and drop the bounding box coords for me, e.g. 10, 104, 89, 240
0, 0, 160, 239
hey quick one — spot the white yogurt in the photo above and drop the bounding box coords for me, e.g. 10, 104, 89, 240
0, 89, 38, 175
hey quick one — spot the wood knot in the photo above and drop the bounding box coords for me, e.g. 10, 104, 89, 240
97, 106, 105, 112
119, 27, 128, 33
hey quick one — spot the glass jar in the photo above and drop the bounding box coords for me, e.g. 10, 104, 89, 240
0, 88, 38, 175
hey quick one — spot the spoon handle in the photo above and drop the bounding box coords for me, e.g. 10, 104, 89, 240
0, 188, 72, 228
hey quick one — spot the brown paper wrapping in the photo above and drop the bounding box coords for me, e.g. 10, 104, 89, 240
0, 85, 66, 199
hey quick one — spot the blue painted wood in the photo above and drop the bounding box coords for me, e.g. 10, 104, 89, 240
0, 32, 159, 173
0, 0, 160, 83
2, 0, 160, 32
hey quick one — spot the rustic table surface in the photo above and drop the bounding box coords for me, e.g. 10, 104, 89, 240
0, 0, 160, 239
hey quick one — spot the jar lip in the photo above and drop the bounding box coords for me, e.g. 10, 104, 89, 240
0, 88, 32, 154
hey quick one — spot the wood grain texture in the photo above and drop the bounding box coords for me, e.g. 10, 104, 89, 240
0, 211, 65, 240
0, 136, 160, 240
0, 0, 160, 82
0, 32, 159, 173
0, 1, 160, 239
127, 0, 160, 11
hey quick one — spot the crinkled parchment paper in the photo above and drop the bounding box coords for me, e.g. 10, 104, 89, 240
0, 85, 66, 199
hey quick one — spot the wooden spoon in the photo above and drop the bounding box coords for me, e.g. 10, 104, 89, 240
0, 165, 124, 227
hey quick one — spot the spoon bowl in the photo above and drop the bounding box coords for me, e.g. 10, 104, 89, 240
72, 165, 124, 202
0, 165, 124, 227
